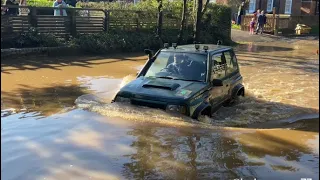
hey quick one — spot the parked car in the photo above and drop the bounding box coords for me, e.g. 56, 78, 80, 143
112, 43, 245, 120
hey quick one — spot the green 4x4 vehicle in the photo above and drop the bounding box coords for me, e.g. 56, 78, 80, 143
112, 44, 245, 120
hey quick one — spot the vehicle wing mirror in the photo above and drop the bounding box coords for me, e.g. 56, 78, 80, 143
211, 79, 223, 86
144, 49, 153, 59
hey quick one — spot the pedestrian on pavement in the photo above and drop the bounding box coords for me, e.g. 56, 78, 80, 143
53, 0, 67, 16
256, 10, 267, 34
65, 0, 78, 7
237, 2, 245, 25
254, 9, 260, 21
249, 18, 255, 35
19, 0, 29, 16
4, 0, 18, 15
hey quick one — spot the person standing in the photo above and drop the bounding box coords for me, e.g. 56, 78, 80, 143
66, 0, 77, 7
249, 18, 255, 35
254, 9, 260, 21
256, 10, 267, 34
237, 2, 245, 25
4, 0, 18, 15
19, 0, 29, 16
53, 0, 67, 16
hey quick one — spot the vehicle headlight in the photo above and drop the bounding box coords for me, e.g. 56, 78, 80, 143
115, 96, 131, 103
166, 105, 187, 114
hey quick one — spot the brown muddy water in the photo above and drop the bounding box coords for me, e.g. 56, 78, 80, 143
1, 42, 319, 180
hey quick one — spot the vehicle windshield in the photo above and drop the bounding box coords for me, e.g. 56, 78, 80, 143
144, 51, 207, 82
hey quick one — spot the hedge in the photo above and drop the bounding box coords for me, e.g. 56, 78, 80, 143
2, 2, 232, 53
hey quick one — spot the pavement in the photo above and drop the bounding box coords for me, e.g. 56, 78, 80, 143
231, 29, 319, 44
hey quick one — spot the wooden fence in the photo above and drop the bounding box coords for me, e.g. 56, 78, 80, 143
241, 14, 319, 33
1, 5, 186, 38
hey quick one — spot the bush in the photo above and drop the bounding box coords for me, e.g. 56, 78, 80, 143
1, 27, 64, 48
28, 0, 53, 7
231, 24, 241, 30
77, 0, 194, 20
2, 1, 232, 52
69, 30, 161, 54
201, 3, 232, 45
311, 25, 319, 35
278, 28, 295, 35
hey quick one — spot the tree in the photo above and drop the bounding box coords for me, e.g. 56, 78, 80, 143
156, 0, 163, 38
177, 0, 187, 44
193, 0, 209, 42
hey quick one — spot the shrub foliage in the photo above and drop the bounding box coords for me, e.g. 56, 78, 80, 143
2, 1, 232, 54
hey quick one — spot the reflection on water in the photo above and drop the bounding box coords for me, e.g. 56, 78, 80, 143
1, 110, 318, 179
1, 42, 319, 179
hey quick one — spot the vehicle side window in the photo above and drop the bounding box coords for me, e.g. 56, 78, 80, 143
224, 50, 238, 76
211, 53, 226, 80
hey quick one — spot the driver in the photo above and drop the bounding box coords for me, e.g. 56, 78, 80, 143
166, 54, 184, 75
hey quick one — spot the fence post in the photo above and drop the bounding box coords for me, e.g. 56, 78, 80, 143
272, 7, 276, 33
240, 15, 243, 31
136, 11, 140, 31
274, 14, 279, 36
104, 10, 109, 32
69, 8, 76, 37
29, 7, 37, 28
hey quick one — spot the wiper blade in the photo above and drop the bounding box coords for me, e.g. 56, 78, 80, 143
173, 78, 204, 82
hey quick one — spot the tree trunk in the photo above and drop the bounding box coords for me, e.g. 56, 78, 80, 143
156, 0, 163, 38
201, 0, 209, 15
193, 0, 202, 42
178, 0, 187, 44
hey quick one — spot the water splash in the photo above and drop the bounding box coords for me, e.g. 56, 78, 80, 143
75, 75, 318, 128
119, 74, 136, 88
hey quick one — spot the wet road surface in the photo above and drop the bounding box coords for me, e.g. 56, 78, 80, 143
1, 41, 319, 179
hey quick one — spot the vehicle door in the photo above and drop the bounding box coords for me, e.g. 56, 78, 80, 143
208, 52, 228, 107
223, 49, 241, 98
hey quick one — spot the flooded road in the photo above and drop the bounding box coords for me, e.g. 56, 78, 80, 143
1, 41, 319, 179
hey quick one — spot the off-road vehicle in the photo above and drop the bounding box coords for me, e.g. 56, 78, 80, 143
112, 43, 245, 119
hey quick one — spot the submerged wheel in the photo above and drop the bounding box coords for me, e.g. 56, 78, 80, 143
197, 107, 212, 123
224, 88, 245, 106
197, 114, 212, 123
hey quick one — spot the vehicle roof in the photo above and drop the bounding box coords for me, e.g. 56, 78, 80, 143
160, 44, 232, 54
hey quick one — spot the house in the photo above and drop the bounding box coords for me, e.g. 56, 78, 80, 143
247, 0, 319, 15
214, 0, 319, 16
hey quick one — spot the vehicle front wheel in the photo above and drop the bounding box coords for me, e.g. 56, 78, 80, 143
224, 88, 244, 106
197, 107, 212, 123
197, 114, 212, 123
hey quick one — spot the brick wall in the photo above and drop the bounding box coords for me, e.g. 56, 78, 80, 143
292, 0, 302, 16
301, 1, 319, 15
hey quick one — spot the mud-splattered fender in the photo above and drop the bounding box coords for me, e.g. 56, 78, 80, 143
191, 102, 211, 119
189, 90, 211, 119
